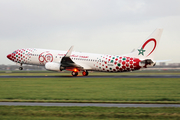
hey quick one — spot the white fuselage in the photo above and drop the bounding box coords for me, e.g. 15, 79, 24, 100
7, 48, 142, 72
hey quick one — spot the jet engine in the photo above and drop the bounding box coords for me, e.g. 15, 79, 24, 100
45, 62, 62, 71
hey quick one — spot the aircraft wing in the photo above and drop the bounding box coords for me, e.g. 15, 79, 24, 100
60, 46, 84, 71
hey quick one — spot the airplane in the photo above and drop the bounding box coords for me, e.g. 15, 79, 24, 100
7, 28, 163, 76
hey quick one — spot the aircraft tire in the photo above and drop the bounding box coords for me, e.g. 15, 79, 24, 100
19, 67, 23, 70
72, 71, 78, 76
82, 71, 88, 76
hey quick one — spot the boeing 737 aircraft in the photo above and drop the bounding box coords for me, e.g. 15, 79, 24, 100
7, 29, 163, 76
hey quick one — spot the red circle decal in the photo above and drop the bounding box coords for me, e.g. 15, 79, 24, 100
142, 38, 156, 57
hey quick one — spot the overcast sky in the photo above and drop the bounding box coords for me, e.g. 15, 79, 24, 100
1, 0, 180, 65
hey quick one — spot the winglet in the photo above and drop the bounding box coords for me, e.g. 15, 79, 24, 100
65, 46, 74, 57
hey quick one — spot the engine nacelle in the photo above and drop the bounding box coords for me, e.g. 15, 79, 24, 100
45, 62, 61, 71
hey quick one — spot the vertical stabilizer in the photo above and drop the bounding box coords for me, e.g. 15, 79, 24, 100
128, 28, 163, 60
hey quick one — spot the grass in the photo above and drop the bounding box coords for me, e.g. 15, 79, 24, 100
0, 106, 180, 120
0, 78, 180, 103
1, 73, 180, 119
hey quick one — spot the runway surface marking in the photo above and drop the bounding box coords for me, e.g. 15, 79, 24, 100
0, 102, 180, 107
1, 75, 180, 78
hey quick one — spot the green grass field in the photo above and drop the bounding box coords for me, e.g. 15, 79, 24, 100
0, 77, 180, 103
0, 106, 180, 120
1, 72, 180, 119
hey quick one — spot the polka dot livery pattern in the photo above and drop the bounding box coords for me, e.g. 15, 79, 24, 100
94, 55, 141, 72
7, 48, 37, 64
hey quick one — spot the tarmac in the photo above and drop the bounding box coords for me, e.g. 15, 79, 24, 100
0, 102, 180, 107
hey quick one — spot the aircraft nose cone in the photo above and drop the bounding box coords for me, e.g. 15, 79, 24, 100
7, 54, 12, 60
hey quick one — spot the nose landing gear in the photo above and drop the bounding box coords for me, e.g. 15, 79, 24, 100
19, 63, 23, 70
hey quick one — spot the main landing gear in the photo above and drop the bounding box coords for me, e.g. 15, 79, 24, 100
71, 70, 89, 76
19, 63, 23, 70
72, 71, 78, 76
82, 71, 88, 76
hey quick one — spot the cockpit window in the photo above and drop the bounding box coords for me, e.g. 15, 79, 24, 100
13, 51, 17, 54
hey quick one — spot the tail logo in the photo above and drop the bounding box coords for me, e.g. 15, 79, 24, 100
138, 48, 146, 56
138, 38, 157, 57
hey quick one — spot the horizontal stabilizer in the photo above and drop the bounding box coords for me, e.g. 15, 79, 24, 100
155, 60, 171, 63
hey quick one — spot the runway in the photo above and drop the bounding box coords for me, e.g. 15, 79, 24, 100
0, 102, 180, 107
1, 75, 180, 78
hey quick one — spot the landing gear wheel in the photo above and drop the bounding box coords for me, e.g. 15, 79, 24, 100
72, 71, 78, 76
19, 63, 23, 70
82, 71, 88, 76
19, 67, 23, 70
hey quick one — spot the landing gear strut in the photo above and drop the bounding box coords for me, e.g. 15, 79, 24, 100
72, 71, 78, 76
82, 71, 88, 76
19, 63, 23, 70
